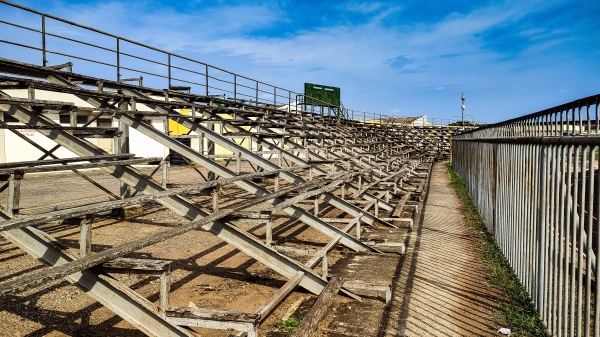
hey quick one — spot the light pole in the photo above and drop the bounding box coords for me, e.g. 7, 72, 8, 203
461, 92, 465, 126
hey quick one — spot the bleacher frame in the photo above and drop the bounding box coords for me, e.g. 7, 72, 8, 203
0, 2, 463, 335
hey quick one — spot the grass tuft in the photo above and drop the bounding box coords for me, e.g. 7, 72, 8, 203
446, 163, 546, 336
276, 316, 302, 335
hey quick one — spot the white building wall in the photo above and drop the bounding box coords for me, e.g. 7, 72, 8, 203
1, 89, 167, 163
129, 123, 166, 158
2, 112, 79, 163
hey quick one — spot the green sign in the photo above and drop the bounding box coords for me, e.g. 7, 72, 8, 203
304, 83, 341, 107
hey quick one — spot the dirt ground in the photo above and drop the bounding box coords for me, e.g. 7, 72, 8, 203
0, 164, 370, 337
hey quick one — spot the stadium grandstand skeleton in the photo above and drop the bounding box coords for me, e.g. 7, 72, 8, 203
0, 2, 466, 336
0, 57, 452, 336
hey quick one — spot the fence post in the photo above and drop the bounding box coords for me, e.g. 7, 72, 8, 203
116, 38, 121, 81
167, 54, 171, 88
7, 171, 23, 216
536, 145, 548, 317
491, 143, 497, 235
41, 14, 47, 67
205, 65, 209, 96
255, 82, 259, 106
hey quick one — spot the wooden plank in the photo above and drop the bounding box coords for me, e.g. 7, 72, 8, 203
7, 176, 21, 215
166, 317, 255, 336
79, 216, 93, 257
274, 245, 319, 256
305, 219, 358, 269
1, 122, 107, 130
0, 96, 74, 107
0, 157, 162, 174
270, 171, 358, 213
0, 153, 134, 169
289, 276, 345, 337
255, 271, 304, 322
101, 257, 172, 272
160, 265, 172, 316
391, 192, 412, 217
0, 73, 190, 110
352, 165, 413, 197
227, 211, 271, 220
166, 307, 259, 323
0, 168, 290, 232
306, 160, 336, 164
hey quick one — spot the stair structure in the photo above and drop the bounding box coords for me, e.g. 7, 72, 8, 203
0, 56, 458, 337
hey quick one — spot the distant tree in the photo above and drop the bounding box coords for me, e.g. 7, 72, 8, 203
448, 120, 477, 126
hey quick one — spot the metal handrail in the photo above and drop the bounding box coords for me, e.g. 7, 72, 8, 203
0, 0, 400, 122
452, 93, 600, 336
456, 93, 600, 137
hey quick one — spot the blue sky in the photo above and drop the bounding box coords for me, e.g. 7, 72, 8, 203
1, 0, 599, 123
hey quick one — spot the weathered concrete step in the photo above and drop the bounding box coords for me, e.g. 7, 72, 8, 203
360, 227, 410, 254
319, 251, 402, 336
332, 252, 399, 300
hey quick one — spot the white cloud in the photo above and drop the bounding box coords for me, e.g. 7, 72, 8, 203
345, 2, 383, 14
50, 1, 285, 50
6, 0, 595, 122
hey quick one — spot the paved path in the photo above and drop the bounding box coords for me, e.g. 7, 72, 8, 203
391, 162, 503, 336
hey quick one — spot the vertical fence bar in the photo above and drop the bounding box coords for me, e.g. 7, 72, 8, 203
549, 145, 557, 331
577, 145, 587, 337
255, 81, 259, 106
595, 143, 600, 337
553, 144, 562, 333
116, 38, 121, 81
205, 65, 209, 96
557, 144, 566, 336
571, 145, 580, 336
537, 145, 548, 320
579, 104, 583, 135
167, 53, 171, 88
585, 145, 596, 337
41, 14, 47, 67
596, 97, 599, 135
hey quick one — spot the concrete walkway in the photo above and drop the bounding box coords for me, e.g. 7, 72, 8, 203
391, 162, 503, 336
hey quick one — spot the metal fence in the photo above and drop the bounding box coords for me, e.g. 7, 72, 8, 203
452, 94, 600, 336
0, 0, 392, 121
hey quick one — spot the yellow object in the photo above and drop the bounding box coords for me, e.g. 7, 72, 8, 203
169, 109, 190, 136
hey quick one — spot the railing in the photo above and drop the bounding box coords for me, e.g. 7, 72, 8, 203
452, 94, 600, 336
0, 0, 397, 123
416, 117, 482, 127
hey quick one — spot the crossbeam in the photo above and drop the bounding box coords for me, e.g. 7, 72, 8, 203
0, 93, 332, 296
0, 173, 339, 295
0, 213, 192, 337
